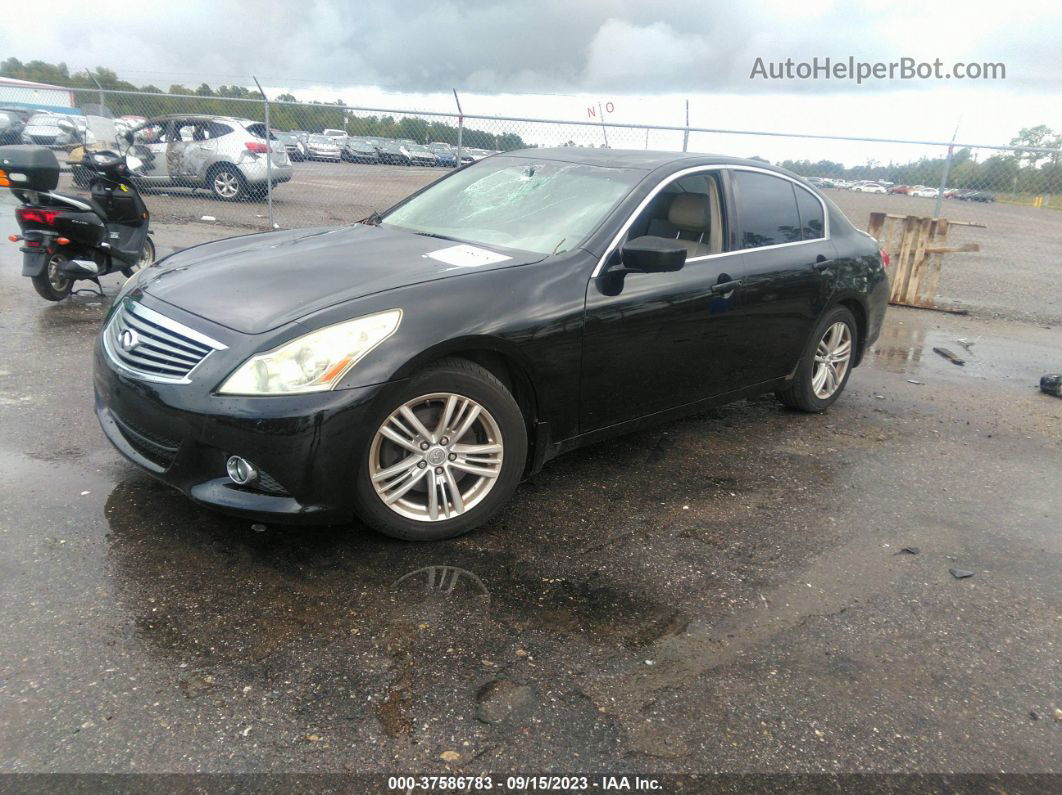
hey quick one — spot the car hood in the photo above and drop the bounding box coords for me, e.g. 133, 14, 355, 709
140, 224, 542, 334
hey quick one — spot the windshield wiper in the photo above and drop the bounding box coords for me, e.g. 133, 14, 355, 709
360, 210, 382, 226
410, 231, 460, 242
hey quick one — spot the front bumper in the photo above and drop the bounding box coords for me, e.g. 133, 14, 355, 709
94, 337, 388, 524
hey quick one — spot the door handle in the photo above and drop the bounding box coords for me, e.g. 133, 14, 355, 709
813, 256, 834, 271
710, 279, 742, 295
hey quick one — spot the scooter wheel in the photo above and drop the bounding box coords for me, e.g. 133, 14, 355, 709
31, 253, 74, 302
121, 236, 155, 277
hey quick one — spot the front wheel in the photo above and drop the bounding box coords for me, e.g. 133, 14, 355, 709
354, 358, 528, 541
30, 252, 74, 301
775, 306, 858, 412
121, 236, 155, 278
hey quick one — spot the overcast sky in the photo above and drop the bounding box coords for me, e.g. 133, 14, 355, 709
3, 0, 1060, 164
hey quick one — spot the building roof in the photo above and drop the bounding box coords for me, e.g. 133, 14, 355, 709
0, 76, 72, 91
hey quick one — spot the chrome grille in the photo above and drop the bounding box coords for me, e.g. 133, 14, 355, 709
104, 300, 226, 382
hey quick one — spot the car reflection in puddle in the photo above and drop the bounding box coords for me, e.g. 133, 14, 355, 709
870, 318, 929, 375
100, 472, 686, 750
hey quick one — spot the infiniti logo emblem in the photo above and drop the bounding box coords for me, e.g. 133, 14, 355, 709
119, 328, 140, 351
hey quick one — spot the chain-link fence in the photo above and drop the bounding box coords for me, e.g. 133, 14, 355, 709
2, 84, 1060, 323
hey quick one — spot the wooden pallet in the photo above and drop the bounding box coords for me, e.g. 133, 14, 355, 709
866, 212, 982, 309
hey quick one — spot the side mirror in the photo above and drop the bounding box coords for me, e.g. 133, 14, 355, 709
55, 118, 76, 132
618, 236, 687, 274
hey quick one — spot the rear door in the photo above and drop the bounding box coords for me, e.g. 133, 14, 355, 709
726, 169, 836, 383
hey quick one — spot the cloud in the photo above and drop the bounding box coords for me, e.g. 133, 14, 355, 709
1, 0, 1059, 96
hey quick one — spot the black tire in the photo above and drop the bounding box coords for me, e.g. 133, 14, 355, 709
31, 252, 74, 301
208, 164, 248, 202
121, 236, 155, 278
775, 305, 858, 412
353, 358, 528, 541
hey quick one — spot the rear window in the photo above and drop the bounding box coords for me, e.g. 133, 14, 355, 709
794, 186, 825, 240
732, 171, 803, 249
245, 122, 276, 140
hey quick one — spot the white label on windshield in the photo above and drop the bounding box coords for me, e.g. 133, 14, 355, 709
425, 244, 511, 268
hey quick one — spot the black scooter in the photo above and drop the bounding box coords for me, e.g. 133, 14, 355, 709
1, 122, 154, 301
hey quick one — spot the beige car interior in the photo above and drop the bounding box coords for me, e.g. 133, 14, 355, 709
634, 174, 724, 259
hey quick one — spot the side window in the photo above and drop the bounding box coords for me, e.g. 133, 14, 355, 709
133, 122, 168, 145
795, 185, 825, 240
625, 172, 725, 257
732, 171, 802, 248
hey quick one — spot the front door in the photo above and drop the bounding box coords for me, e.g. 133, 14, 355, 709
579, 170, 749, 432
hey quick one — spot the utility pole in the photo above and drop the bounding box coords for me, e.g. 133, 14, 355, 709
598, 102, 609, 148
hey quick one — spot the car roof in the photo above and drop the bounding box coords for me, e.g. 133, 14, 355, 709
497, 147, 801, 175
144, 114, 256, 125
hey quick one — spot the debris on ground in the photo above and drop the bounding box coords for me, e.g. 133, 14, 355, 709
956, 337, 979, 352
1039, 374, 1062, 397
440, 750, 462, 762
1054, 708, 1062, 722
897, 546, 920, 555
200, 215, 216, 222
251, 523, 267, 533
933, 347, 966, 366
949, 568, 975, 579
906, 379, 924, 385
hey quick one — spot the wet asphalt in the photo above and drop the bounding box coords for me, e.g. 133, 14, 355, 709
0, 200, 1059, 775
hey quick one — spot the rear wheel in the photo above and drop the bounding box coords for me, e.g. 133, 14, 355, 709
775, 306, 858, 412
31, 252, 74, 301
121, 235, 155, 278
354, 358, 527, 541
209, 164, 248, 201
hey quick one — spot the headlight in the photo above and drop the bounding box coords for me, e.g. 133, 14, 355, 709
218, 309, 401, 395
113, 264, 149, 303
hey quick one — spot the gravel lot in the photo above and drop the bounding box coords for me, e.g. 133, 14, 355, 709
55, 160, 1062, 326
0, 191, 1060, 779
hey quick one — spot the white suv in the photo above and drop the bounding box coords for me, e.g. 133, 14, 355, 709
126, 115, 294, 201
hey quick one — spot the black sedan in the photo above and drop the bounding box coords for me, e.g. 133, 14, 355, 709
94, 149, 889, 540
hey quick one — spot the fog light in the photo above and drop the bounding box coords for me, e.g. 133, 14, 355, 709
226, 455, 258, 485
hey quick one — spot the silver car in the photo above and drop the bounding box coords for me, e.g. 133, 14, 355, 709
305, 134, 343, 161
126, 115, 293, 201
22, 112, 91, 148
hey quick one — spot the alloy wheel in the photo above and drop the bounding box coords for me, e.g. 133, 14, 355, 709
368, 392, 504, 522
812, 321, 852, 399
213, 170, 240, 198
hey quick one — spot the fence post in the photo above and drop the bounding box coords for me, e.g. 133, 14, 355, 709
682, 99, 690, 153
453, 89, 464, 169
933, 144, 953, 218
89, 72, 105, 114
253, 76, 274, 230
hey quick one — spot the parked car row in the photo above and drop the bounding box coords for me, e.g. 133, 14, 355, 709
808, 176, 995, 202
277, 129, 496, 167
